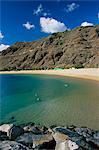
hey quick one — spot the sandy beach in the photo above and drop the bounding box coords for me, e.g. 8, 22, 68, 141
0, 68, 99, 81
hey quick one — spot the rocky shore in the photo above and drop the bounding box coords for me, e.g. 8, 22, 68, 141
0, 123, 99, 150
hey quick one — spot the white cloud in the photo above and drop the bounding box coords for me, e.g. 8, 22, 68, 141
66, 3, 79, 12
98, 13, 99, 19
43, 12, 50, 17
81, 22, 94, 27
0, 31, 4, 39
0, 44, 10, 51
23, 22, 35, 30
33, 4, 43, 15
43, 12, 47, 17
40, 17, 67, 33
33, 4, 51, 17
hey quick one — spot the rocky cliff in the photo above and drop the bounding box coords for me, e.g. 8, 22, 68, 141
0, 25, 99, 71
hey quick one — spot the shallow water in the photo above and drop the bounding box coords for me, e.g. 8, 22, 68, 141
0, 74, 99, 129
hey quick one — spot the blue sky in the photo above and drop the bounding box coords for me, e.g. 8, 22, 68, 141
0, 0, 99, 50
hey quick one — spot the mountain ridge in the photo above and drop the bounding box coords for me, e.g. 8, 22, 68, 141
0, 25, 99, 70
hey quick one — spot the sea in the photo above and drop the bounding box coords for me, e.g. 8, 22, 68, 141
0, 74, 99, 129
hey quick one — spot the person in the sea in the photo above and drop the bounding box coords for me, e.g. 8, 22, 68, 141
35, 93, 41, 101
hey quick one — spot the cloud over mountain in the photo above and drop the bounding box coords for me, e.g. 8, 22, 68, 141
81, 22, 94, 27
0, 44, 10, 51
40, 17, 67, 33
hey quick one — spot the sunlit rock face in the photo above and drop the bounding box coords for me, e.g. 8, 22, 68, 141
0, 25, 99, 71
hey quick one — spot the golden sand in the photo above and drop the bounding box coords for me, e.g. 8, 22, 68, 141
0, 68, 99, 81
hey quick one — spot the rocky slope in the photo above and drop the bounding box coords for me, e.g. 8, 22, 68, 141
0, 123, 99, 150
0, 25, 99, 71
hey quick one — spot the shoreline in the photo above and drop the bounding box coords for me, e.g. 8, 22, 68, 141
0, 68, 99, 81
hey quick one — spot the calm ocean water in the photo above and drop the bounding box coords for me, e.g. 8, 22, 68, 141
0, 74, 99, 129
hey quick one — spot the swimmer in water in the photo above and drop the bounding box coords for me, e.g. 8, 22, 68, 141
64, 84, 68, 87
35, 93, 38, 97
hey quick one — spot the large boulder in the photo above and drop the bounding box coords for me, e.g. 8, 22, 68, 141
8, 125, 24, 140
32, 133, 54, 149
67, 140, 79, 150
53, 127, 79, 138
0, 141, 29, 150
75, 128, 99, 148
53, 127, 99, 150
23, 124, 48, 134
0, 124, 13, 133
36, 139, 56, 149
74, 127, 93, 138
0, 124, 24, 140
52, 132, 69, 142
16, 132, 55, 149
16, 132, 34, 148
86, 131, 99, 148
52, 131, 79, 150
55, 140, 79, 150
0, 131, 9, 141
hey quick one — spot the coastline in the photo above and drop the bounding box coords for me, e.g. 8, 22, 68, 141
0, 68, 99, 81
0, 69, 99, 149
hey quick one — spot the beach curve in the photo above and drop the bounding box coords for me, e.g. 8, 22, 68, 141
0, 68, 99, 81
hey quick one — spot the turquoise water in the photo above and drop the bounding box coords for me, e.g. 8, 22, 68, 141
0, 74, 99, 129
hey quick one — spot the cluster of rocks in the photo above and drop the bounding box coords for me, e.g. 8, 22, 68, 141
0, 123, 99, 150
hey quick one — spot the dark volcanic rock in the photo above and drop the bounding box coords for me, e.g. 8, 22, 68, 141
74, 128, 99, 148
23, 124, 48, 134
0, 25, 99, 70
0, 123, 99, 150
0, 141, 29, 150
53, 127, 99, 150
33, 133, 54, 149
0, 131, 9, 141
8, 125, 24, 140
16, 132, 34, 148
16, 132, 54, 149
75, 127, 93, 138
36, 139, 56, 149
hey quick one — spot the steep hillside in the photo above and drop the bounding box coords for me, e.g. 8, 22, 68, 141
0, 25, 99, 70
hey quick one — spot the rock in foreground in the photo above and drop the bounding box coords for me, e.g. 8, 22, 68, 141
0, 123, 99, 150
